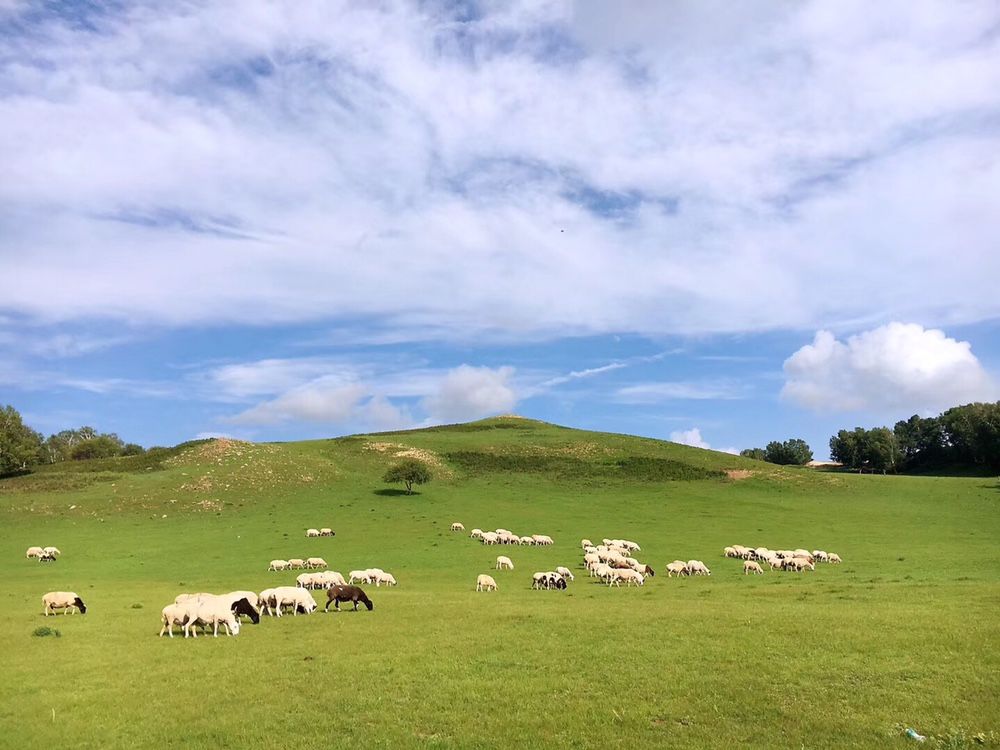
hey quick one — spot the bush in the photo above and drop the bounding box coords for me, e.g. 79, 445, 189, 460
32, 626, 61, 638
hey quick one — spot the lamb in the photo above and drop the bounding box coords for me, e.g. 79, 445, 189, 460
306, 528, 320, 538
743, 561, 764, 575
319, 528, 335, 537
372, 571, 397, 587
666, 561, 689, 577
828, 553, 842, 564
476, 574, 498, 592
496, 556, 514, 571
25, 546, 45, 559
555, 566, 575, 581
42, 591, 87, 616
687, 560, 711, 576
305, 557, 328, 569
451, 522, 465, 531
268, 559, 290, 571
159, 603, 188, 637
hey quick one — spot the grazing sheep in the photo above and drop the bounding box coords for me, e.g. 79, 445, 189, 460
183, 599, 243, 638
723, 546, 738, 558
25, 546, 45, 559
687, 560, 711, 576
314, 571, 347, 588
287, 558, 306, 569
744, 561, 764, 575
42, 591, 87, 616
480, 532, 499, 545
348, 570, 370, 585
159, 603, 188, 637
614, 569, 644, 587
325, 585, 373, 611
470, 529, 484, 540
305, 557, 328, 569
451, 522, 465, 531
581, 539, 593, 549
753, 547, 770, 561
258, 588, 279, 616
828, 553, 842, 564
531, 572, 550, 589
555, 566, 575, 581
269, 586, 316, 617
43, 546, 62, 557
306, 528, 320, 538
532, 534, 554, 546
372, 571, 397, 587
476, 574, 498, 592
268, 559, 290, 571
666, 561, 689, 577
297, 572, 320, 589
319, 528, 335, 537
519, 536, 535, 546
812, 550, 829, 562
496, 556, 514, 571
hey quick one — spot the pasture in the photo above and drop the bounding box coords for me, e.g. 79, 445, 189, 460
1, 417, 998, 749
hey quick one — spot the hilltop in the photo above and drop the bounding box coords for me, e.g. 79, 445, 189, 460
0, 416, 813, 517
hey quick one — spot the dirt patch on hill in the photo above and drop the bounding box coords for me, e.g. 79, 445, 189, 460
725, 470, 755, 480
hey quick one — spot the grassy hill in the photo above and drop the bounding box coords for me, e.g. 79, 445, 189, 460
2, 417, 998, 749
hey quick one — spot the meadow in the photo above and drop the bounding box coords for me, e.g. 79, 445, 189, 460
1, 417, 997, 749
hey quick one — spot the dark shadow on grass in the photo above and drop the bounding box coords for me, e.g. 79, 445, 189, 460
373, 488, 421, 497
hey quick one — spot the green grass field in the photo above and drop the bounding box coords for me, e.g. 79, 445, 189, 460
2, 417, 998, 749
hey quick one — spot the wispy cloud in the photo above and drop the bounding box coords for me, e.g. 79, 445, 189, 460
615, 380, 747, 403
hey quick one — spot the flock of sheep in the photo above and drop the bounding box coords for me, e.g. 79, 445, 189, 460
464, 526, 845, 591
27, 521, 845, 636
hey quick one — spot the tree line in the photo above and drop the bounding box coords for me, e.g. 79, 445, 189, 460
830, 401, 1000, 474
0, 404, 145, 476
740, 439, 813, 466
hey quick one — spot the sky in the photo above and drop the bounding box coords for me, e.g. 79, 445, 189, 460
1, 0, 998, 458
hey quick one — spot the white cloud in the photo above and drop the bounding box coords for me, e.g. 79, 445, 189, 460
670, 427, 711, 449
421, 365, 518, 423
230, 379, 367, 425
781, 322, 997, 412
0, 2, 997, 339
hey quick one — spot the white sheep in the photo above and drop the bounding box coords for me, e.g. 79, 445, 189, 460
319, 528, 334, 536
42, 591, 87, 616
666, 561, 689, 577
297, 572, 320, 589
555, 566, 575, 581
481, 532, 499, 545
305, 557, 327, 569
287, 558, 306, 569
496, 556, 514, 571
42, 546, 62, 556
159, 603, 188, 637
372, 571, 397, 587
306, 528, 320, 538
470, 528, 484, 540
258, 588, 279, 616
828, 553, 842, 564
687, 560, 711, 576
348, 570, 371, 584
519, 536, 535, 546
743, 561, 764, 575
724, 546, 737, 558
614, 569, 644, 587
532, 534, 554, 546
26, 546, 45, 559
269, 586, 316, 617
268, 559, 290, 571
581, 538, 593, 549
813, 550, 829, 562
451, 522, 465, 531
316, 570, 347, 587
476, 574, 498, 591
183, 596, 242, 637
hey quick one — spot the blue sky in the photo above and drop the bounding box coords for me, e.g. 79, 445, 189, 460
1, 1, 998, 458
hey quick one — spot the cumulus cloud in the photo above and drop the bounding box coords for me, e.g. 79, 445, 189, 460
421, 365, 518, 423
670, 427, 711, 449
230, 378, 367, 425
0, 1, 997, 340
781, 322, 997, 412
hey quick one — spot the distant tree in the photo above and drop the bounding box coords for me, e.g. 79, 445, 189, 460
763, 438, 813, 466
0, 405, 43, 476
830, 426, 900, 473
940, 402, 1000, 471
70, 434, 124, 461
893, 414, 947, 470
382, 459, 432, 494
121, 443, 145, 457
739, 447, 767, 461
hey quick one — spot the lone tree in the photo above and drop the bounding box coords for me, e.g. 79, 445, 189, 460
382, 459, 431, 495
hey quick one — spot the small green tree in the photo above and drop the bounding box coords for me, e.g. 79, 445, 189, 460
382, 459, 431, 494
739, 447, 767, 461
